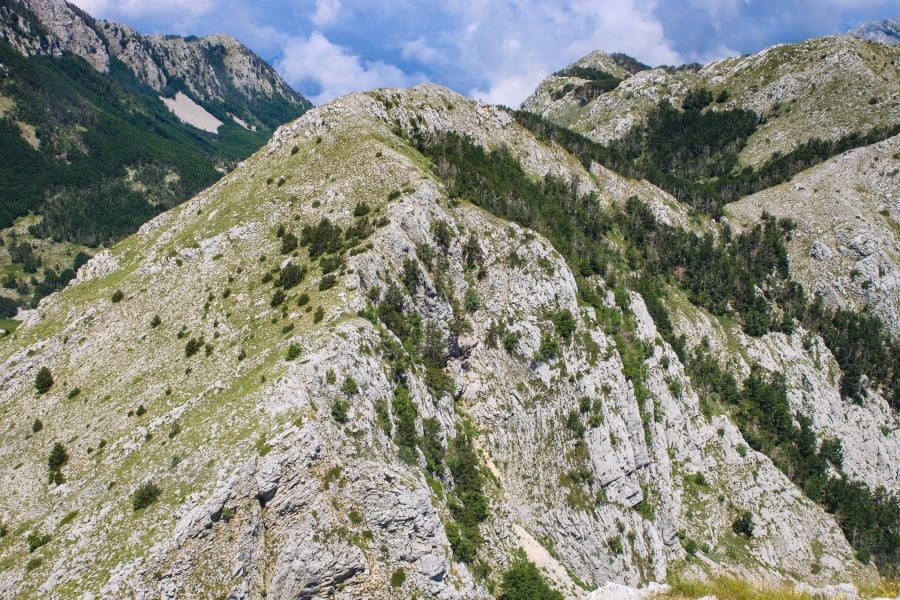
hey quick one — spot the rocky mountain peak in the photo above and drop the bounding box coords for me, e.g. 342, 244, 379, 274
0, 76, 896, 597
848, 17, 900, 46
1, 0, 309, 113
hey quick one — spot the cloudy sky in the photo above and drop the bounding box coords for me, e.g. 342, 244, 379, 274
70, 0, 896, 107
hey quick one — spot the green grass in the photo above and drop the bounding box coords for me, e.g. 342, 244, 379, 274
665, 576, 815, 600
0, 319, 20, 333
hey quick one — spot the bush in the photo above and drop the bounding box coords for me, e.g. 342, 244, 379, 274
564, 410, 585, 437
47, 442, 68, 484
313, 306, 325, 323
280, 232, 298, 254
286, 343, 301, 361
732, 511, 754, 537
464, 287, 480, 312
185, 337, 204, 357
111, 289, 124, 303
150, 314, 161, 328
270, 289, 286, 307
318, 274, 337, 291
331, 398, 349, 423
35, 367, 54, 394
132, 481, 162, 510
550, 309, 576, 340
279, 262, 306, 289
431, 220, 454, 251
390, 567, 406, 588
500, 552, 563, 600
26, 531, 50, 552
31, 418, 43, 433
297, 292, 310, 306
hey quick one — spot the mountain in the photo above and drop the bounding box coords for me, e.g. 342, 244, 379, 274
0, 0, 310, 313
849, 18, 900, 46
522, 36, 899, 169
0, 36, 898, 600
522, 37, 900, 340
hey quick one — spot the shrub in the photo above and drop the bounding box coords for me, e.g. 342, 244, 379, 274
297, 293, 310, 306
185, 337, 204, 357
47, 442, 68, 484
286, 343, 301, 361
35, 367, 54, 394
432, 220, 454, 251
132, 482, 162, 510
150, 314, 161, 328
280, 232, 298, 254
313, 306, 325, 323
111, 289, 124, 303
464, 287, 480, 312
550, 309, 576, 340
331, 398, 349, 423
279, 262, 306, 289
342, 376, 358, 395
534, 334, 558, 362
26, 532, 50, 552
318, 274, 337, 291
732, 511, 754, 537
135, 404, 146, 416
31, 418, 43, 433
353, 202, 371, 217
67, 387, 80, 399
501, 552, 563, 600
25, 557, 42, 571
270, 289, 286, 307
390, 568, 406, 588
564, 410, 585, 437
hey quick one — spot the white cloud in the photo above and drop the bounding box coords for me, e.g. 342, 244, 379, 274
311, 0, 341, 27
70, 0, 214, 21
275, 31, 425, 104
399, 37, 447, 65
432, 0, 683, 106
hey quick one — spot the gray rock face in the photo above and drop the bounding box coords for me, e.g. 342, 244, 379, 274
0, 84, 891, 598
728, 135, 900, 337
848, 18, 900, 46
0, 0, 309, 124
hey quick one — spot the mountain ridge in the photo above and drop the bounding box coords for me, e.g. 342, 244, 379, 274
0, 31, 898, 600
0, 0, 311, 315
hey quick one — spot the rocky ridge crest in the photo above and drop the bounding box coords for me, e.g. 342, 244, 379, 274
0, 82, 893, 598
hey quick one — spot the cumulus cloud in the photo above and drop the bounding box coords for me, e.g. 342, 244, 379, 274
311, 0, 341, 27
424, 0, 683, 106
69, 0, 899, 108
71, 0, 214, 20
275, 31, 425, 104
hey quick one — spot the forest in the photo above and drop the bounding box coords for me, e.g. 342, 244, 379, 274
0, 41, 305, 246
411, 129, 899, 572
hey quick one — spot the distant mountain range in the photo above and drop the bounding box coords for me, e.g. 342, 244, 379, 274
848, 17, 900, 46
0, 0, 310, 246
0, 0, 310, 313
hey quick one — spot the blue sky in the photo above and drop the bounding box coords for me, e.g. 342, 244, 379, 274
69, 1, 896, 107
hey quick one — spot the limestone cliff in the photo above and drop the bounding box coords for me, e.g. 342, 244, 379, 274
0, 83, 893, 599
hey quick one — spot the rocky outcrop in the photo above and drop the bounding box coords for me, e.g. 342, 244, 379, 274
727, 135, 900, 337
849, 18, 900, 46
0, 83, 889, 598
0, 0, 309, 128
523, 36, 900, 168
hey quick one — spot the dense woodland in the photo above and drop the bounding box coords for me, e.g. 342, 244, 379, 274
514, 102, 900, 218
0, 40, 306, 245
412, 129, 900, 573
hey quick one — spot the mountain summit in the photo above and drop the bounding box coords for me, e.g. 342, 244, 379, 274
0, 32, 898, 600
0, 0, 310, 314
848, 18, 900, 46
